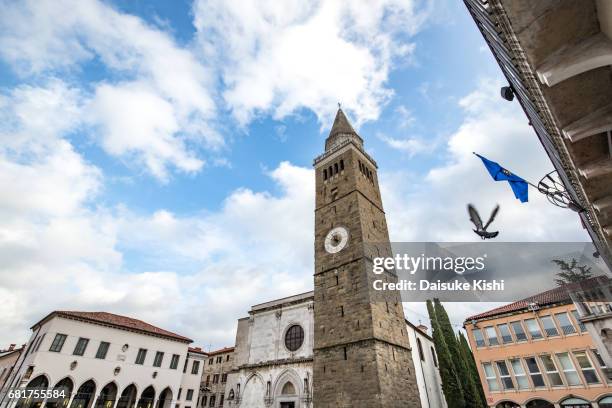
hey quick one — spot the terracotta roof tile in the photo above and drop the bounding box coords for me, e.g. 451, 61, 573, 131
465, 275, 608, 322
36, 311, 192, 343
206, 346, 234, 356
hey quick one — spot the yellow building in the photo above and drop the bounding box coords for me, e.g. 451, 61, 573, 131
465, 284, 611, 408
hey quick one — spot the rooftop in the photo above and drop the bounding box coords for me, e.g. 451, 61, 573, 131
465, 276, 609, 322
34, 311, 193, 343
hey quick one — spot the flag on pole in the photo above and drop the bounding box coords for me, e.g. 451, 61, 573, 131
474, 153, 529, 203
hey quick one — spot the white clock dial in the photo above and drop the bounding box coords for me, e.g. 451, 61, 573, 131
324, 227, 349, 254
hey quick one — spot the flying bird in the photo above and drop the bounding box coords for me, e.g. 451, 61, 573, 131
467, 204, 500, 239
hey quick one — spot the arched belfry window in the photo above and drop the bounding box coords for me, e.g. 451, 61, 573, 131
285, 325, 304, 351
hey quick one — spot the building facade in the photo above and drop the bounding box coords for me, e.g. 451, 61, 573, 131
0, 346, 22, 392
200, 347, 234, 408
465, 285, 612, 408
224, 292, 314, 408
406, 322, 447, 408
222, 291, 446, 408
0, 311, 202, 408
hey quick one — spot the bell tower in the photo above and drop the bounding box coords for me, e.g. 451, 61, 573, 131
312, 109, 422, 407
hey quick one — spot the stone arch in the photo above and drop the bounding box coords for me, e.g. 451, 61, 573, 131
241, 372, 265, 408
599, 395, 612, 408
273, 369, 302, 397
136, 386, 155, 408
495, 401, 521, 408
155, 387, 172, 408
17, 375, 50, 408
95, 382, 118, 408
46, 377, 75, 408
117, 384, 138, 408
70, 379, 97, 408
558, 395, 592, 407
525, 398, 555, 408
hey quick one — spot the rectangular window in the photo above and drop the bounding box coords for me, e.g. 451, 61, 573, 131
556, 352, 582, 386
170, 354, 180, 369
153, 351, 164, 367
205, 375, 210, 386
191, 360, 200, 374
509, 359, 529, 389
49, 334, 67, 352
178, 389, 182, 400
213, 374, 219, 384
497, 324, 513, 344
209, 358, 213, 365
482, 362, 499, 391
573, 351, 600, 384
539, 354, 563, 386
135, 348, 147, 365
484, 326, 498, 346
510, 321, 527, 341
473, 329, 485, 347
221, 373, 227, 383
186, 390, 193, 401
73, 337, 89, 356
34, 334, 46, 352
524, 357, 545, 387
219, 394, 224, 407
496, 361, 514, 390
539, 316, 559, 337
524, 319, 543, 340
571, 310, 587, 332
95, 341, 110, 359
217, 356, 222, 363
183, 358, 189, 373
555, 312, 576, 335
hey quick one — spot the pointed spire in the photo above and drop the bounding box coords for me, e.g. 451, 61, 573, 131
325, 108, 363, 151
328, 108, 357, 139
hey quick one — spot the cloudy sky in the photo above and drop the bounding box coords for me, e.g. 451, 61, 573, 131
0, 0, 590, 349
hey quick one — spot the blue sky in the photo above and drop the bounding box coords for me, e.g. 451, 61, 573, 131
0, 0, 588, 348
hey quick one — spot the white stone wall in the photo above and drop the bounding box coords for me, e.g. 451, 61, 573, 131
225, 296, 314, 408
1, 315, 191, 408
407, 325, 447, 408
178, 351, 207, 408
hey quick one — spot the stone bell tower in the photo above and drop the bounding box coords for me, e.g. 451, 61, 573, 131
312, 109, 422, 407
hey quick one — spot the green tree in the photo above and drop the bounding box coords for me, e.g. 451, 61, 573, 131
434, 299, 477, 407
552, 258, 593, 286
427, 300, 465, 408
458, 331, 487, 408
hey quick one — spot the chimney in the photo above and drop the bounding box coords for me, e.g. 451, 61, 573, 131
8, 344, 15, 351
417, 325, 429, 334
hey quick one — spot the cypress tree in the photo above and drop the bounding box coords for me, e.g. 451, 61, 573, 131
433, 299, 475, 407
458, 331, 488, 408
427, 300, 465, 408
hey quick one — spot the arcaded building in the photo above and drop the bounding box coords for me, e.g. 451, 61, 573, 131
0, 311, 204, 408
465, 284, 611, 408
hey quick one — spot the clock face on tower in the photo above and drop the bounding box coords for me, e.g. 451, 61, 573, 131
324, 226, 349, 254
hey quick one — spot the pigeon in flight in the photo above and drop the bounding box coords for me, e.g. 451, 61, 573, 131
467, 204, 500, 239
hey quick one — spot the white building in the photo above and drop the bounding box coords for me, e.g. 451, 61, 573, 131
406, 321, 447, 408
225, 292, 314, 408
0, 311, 203, 408
223, 292, 446, 408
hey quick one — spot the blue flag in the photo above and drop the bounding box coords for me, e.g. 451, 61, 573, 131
474, 153, 529, 203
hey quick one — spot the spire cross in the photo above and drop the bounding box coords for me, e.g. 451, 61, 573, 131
337, 102, 341, 109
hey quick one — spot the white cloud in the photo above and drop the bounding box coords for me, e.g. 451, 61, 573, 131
193, 0, 429, 127
0, 0, 219, 181
377, 132, 432, 156
382, 79, 588, 243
